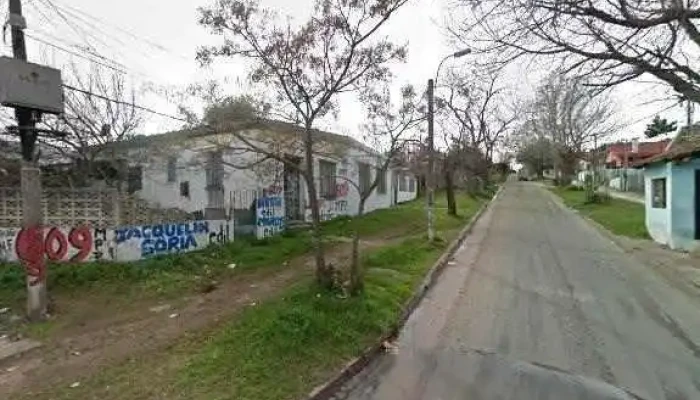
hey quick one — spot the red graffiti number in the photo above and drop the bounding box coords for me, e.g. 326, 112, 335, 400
17, 226, 94, 264
45, 227, 69, 261
15, 227, 46, 286
68, 226, 93, 262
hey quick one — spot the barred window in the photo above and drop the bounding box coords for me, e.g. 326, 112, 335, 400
319, 160, 337, 199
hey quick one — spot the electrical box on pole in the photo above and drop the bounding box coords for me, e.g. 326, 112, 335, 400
0, 56, 64, 114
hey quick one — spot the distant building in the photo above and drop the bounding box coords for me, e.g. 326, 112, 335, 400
605, 139, 671, 168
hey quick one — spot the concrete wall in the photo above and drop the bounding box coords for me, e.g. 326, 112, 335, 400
0, 220, 234, 265
644, 162, 671, 247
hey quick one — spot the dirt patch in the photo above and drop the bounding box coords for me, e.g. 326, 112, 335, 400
0, 238, 393, 397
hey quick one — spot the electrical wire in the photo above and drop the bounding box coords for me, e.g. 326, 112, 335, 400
24, 32, 128, 74
62, 84, 188, 122
51, 0, 189, 61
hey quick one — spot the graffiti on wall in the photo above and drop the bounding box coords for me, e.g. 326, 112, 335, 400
0, 219, 234, 265
115, 220, 233, 261
256, 195, 285, 239
305, 181, 352, 222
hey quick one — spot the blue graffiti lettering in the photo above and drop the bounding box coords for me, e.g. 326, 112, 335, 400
141, 239, 154, 257
152, 225, 164, 237
257, 217, 285, 227
154, 239, 168, 252
167, 236, 179, 251
115, 229, 127, 244
184, 235, 197, 249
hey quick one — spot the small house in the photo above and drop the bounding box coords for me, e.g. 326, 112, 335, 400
637, 127, 700, 251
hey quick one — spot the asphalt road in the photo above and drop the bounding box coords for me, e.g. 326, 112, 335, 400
334, 182, 700, 400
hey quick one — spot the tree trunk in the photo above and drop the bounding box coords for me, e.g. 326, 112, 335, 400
445, 164, 457, 216
303, 123, 330, 288
349, 198, 366, 296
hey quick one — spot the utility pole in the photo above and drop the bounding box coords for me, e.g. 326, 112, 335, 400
426, 79, 435, 242
9, 0, 47, 321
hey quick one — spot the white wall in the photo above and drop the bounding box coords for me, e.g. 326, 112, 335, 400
127, 131, 418, 224
644, 162, 671, 247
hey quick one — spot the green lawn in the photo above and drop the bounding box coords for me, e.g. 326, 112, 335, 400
14, 193, 488, 400
322, 191, 489, 238
551, 187, 649, 239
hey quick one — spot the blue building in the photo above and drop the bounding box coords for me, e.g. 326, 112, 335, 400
638, 128, 700, 251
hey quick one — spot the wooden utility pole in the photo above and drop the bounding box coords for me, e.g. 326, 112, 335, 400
9, 0, 47, 321
426, 78, 435, 242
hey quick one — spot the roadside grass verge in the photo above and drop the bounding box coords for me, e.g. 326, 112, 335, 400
550, 187, 649, 239
0, 232, 313, 307
323, 191, 490, 238
15, 194, 487, 400
0, 191, 485, 307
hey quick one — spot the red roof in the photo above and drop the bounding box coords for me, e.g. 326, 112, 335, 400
636, 128, 700, 166
606, 139, 670, 160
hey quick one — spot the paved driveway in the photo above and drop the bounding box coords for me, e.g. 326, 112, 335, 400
335, 183, 700, 400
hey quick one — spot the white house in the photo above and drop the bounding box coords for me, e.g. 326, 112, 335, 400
99, 119, 418, 235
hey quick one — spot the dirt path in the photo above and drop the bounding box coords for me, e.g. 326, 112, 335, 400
0, 237, 393, 397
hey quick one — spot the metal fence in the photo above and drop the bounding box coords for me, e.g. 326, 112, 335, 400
602, 168, 645, 195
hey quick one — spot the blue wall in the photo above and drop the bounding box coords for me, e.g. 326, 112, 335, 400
644, 162, 671, 246
644, 158, 700, 251
669, 158, 700, 251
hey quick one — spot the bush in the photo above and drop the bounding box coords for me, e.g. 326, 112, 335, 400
584, 191, 611, 205
565, 185, 584, 192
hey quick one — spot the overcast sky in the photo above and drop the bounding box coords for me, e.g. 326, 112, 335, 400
0, 0, 690, 143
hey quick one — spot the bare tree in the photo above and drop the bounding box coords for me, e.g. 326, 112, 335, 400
37, 65, 144, 188
437, 72, 516, 207
524, 73, 617, 185
453, 0, 700, 103
342, 84, 423, 294
196, 0, 409, 288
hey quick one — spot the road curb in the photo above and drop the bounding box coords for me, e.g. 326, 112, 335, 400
305, 186, 504, 400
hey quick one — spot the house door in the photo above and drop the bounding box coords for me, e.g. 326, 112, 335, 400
695, 171, 700, 240
284, 158, 302, 221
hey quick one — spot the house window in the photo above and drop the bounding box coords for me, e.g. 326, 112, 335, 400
652, 178, 666, 209
167, 156, 177, 183
376, 168, 386, 194
359, 163, 371, 195
399, 174, 407, 191
408, 177, 415, 192
180, 181, 190, 198
127, 166, 142, 194
319, 160, 336, 199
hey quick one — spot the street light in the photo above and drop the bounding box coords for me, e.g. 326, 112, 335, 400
426, 48, 471, 242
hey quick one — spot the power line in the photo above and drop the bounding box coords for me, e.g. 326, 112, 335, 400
52, 0, 190, 61
39, 0, 94, 48
62, 84, 188, 122
24, 32, 129, 74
